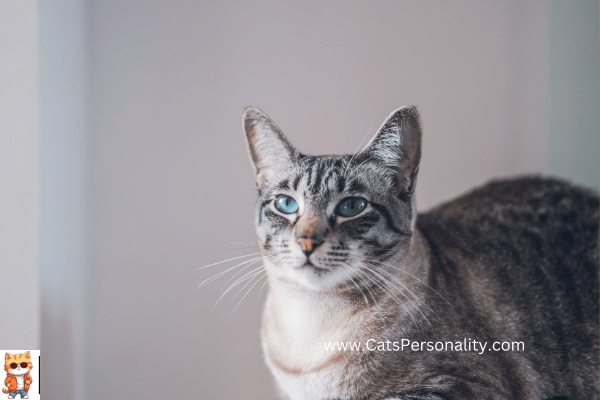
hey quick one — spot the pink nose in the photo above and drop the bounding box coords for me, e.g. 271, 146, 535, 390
296, 235, 323, 256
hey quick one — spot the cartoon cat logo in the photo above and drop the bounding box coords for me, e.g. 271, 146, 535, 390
2, 352, 33, 399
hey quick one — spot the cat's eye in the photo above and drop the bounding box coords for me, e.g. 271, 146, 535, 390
9, 363, 27, 369
337, 197, 367, 217
275, 195, 299, 214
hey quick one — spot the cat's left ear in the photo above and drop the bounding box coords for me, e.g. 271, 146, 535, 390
362, 106, 422, 197
23, 352, 30, 359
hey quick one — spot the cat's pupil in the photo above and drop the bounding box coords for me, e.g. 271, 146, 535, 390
274, 195, 299, 214
337, 197, 366, 217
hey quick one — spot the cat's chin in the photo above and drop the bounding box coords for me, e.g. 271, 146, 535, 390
276, 263, 354, 292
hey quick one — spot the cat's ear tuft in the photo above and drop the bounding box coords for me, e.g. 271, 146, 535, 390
5, 353, 10, 361
24, 352, 30, 359
243, 107, 297, 188
362, 106, 422, 196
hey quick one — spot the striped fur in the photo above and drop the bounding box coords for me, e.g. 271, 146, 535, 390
242, 107, 599, 400
244, 106, 421, 293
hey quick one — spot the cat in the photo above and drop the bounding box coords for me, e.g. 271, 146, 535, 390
3, 352, 32, 399
241, 106, 599, 400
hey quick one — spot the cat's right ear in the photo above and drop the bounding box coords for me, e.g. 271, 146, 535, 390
5, 353, 10, 361
243, 107, 297, 188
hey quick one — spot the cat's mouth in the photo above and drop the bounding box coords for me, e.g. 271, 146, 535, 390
299, 261, 329, 274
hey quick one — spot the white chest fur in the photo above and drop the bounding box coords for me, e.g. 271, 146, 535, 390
261, 286, 366, 400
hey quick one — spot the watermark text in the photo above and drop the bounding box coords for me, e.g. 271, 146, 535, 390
324, 339, 524, 355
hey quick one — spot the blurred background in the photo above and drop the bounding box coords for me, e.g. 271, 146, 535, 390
1, 0, 598, 399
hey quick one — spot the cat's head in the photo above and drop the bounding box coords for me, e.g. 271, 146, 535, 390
243, 106, 422, 291
4, 352, 32, 376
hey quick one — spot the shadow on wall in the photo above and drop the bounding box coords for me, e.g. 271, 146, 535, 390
40, 305, 73, 398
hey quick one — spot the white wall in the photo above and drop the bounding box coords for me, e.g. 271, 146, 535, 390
81, 2, 598, 399
0, 0, 40, 349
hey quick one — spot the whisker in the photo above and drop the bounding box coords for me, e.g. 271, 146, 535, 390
212, 265, 266, 311
221, 251, 285, 287
345, 255, 436, 324
227, 267, 266, 305
221, 259, 263, 287
229, 269, 271, 316
343, 256, 429, 327
352, 263, 420, 331
198, 251, 286, 290
347, 254, 454, 309
344, 263, 379, 310
198, 252, 262, 271
256, 273, 271, 304
344, 123, 375, 177
348, 275, 370, 306
344, 155, 377, 187
354, 271, 381, 311
347, 255, 436, 314
197, 255, 267, 289
256, 258, 288, 304
359, 263, 432, 332
216, 246, 261, 250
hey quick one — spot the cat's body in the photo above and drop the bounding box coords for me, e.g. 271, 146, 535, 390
242, 106, 599, 400
410, 177, 599, 399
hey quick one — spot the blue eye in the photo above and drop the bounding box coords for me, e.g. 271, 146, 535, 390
337, 197, 367, 217
275, 195, 299, 214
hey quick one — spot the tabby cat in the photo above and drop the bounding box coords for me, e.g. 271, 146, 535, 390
3, 352, 32, 399
242, 106, 599, 400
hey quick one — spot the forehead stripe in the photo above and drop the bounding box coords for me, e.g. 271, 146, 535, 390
308, 159, 339, 196
310, 163, 327, 195
321, 166, 339, 195
292, 175, 302, 191
305, 163, 314, 188
336, 175, 346, 193
275, 178, 290, 190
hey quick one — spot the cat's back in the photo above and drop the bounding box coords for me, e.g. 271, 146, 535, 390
421, 175, 598, 224
417, 176, 598, 266
417, 176, 599, 301
416, 176, 599, 397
